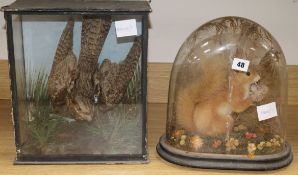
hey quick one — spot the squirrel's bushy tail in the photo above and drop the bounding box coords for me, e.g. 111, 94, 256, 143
175, 54, 229, 132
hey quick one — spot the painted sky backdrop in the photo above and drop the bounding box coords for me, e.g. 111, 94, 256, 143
21, 15, 142, 72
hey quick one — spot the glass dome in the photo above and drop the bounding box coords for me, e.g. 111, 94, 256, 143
157, 16, 292, 170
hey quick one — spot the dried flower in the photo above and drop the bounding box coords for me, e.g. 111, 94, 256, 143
191, 135, 204, 150
238, 124, 247, 130
244, 132, 257, 139
265, 141, 272, 147
247, 143, 257, 155
179, 139, 186, 146
271, 138, 281, 147
257, 141, 266, 150
181, 135, 187, 140
226, 138, 239, 151
233, 124, 247, 132
233, 127, 239, 132
172, 130, 184, 139
212, 140, 222, 148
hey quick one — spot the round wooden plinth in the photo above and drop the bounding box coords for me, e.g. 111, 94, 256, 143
156, 135, 293, 170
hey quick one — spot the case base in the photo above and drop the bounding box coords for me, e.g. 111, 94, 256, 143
156, 134, 293, 170
13, 155, 149, 165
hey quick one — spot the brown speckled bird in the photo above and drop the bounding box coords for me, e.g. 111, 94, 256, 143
67, 16, 112, 121
48, 19, 77, 107
49, 17, 142, 121
93, 37, 142, 111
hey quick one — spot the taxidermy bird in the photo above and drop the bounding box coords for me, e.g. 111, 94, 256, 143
67, 16, 112, 121
93, 37, 142, 111
49, 16, 142, 121
48, 19, 77, 107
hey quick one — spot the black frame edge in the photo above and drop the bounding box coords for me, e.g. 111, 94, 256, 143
5, 10, 151, 164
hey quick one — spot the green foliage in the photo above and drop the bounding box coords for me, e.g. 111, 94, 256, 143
27, 120, 57, 145
123, 61, 142, 104
21, 65, 63, 154
23, 101, 64, 154
26, 65, 49, 104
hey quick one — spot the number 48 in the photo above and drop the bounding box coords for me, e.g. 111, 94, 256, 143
237, 62, 245, 68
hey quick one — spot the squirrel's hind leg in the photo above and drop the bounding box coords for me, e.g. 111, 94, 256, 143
193, 103, 234, 136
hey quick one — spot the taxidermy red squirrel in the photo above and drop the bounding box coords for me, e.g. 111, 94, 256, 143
176, 55, 265, 136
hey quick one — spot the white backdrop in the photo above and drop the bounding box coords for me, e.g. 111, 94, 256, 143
1, 0, 298, 64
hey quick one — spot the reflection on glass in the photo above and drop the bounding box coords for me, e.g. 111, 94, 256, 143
13, 15, 144, 156
167, 17, 288, 157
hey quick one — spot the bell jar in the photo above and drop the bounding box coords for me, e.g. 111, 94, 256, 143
156, 16, 293, 170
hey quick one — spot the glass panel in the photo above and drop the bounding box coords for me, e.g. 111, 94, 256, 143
12, 14, 144, 156
12, 15, 27, 151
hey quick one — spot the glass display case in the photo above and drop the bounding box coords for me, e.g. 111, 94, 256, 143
2, 0, 151, 164
156, 16, 293, 170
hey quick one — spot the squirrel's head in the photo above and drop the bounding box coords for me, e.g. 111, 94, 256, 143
231, 69, 260, 85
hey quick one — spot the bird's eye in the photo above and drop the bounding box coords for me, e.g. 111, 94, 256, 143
246, 72, 251, 76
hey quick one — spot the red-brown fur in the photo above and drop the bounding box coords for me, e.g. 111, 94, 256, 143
176, 55, 260, 136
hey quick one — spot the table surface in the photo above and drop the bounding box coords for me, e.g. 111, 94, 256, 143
0, 99, 297, 175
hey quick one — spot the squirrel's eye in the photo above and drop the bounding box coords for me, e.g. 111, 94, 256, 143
246, 72, 251, 76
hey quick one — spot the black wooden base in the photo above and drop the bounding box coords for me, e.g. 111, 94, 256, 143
13, 154, 148, 165
156, 135, 293, 170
